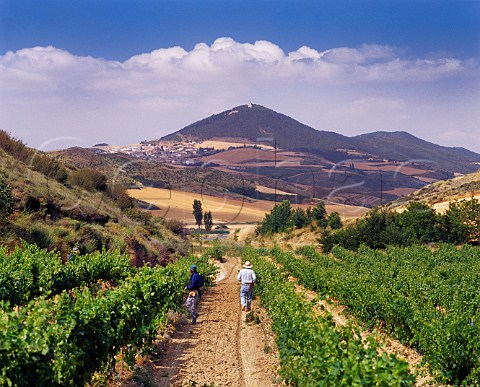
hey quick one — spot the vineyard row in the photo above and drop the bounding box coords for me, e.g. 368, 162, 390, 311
243, 247, 415, 386
271, 244, 480, 385
0, 245, 217, 386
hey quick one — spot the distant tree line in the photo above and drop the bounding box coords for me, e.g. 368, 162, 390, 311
256, 200, 342, 235
320, 198, 480, 252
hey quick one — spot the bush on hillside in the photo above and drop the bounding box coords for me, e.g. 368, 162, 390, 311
0, 172, 14, 223
69, 168, 108, 192
257, 199, 336, 235
28, 224, 54, 249
78, 224, 107, 254
109, 184, 134, 210
0, 130, 68, 184
327, 211, 342, 229
442, 197, 480, 244
292, 207, 310, 228
33, 155, 68, 184
0, 130, 32, 162
124, 207, 153, 225
311, 201, 327, 227
163, 218, 186, 235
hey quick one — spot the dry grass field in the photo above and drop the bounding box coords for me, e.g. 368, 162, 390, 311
384, 187, 419, 196
351, 161, 430, 175
430, 193, 480, 213
255, 185, 295, 195
127, 187, 368, 224
389, 170, 480, 213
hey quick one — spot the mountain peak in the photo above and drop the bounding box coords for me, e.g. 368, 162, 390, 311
159, 104, 480, 173
161, 103, 351, 152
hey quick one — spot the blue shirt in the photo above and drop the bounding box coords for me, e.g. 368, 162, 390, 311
186, 272, 203, 290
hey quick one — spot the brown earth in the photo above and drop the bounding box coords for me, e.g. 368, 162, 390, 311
200, 147, 301, 166
351, 161, 430, 176
147, 256, 282, 387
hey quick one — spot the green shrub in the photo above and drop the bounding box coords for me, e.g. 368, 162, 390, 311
257, 200, 292, 235
29, 224, 53, 249
124, 207, 152, 224
69, 168, 108, 192
163, 218, 186, 235
202, 241, 225, 262
0, 172, 14, 223
79, 224, 106, 253
109, 184, 133, 210
327, 211, 342, 229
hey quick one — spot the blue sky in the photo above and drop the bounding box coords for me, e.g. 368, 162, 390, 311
2, 0, 479, 60
1, 0, 479, 153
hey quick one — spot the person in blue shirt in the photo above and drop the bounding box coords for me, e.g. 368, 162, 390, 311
67, 246, 79, 261
184, 265, 203, 324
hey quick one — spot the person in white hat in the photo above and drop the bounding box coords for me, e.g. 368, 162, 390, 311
237, 261, 256, 311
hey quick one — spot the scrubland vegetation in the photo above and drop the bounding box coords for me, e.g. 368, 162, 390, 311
0, 130, 189, 264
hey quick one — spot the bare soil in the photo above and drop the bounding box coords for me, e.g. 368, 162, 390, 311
143, 256, 282, 387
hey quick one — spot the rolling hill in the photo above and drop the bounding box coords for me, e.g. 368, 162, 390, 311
51, 103, 480, 209
0, 131, 189, 265
51, 147, 306, 203
353, 131, 480, 174
162, 104, 356, 161
162, 103, 480, 174
389, 169, 480, 212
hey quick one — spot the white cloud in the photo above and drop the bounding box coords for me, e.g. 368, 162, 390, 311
320, 44, 396, 64
0, 38, 479, 152
125, 46, 188, 69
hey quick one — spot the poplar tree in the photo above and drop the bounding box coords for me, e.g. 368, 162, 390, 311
192, 199, 203, 229
204, 211, 213, 231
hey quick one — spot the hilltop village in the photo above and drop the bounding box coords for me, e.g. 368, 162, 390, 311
90, 140, 271, 166
90, 140, 219, 166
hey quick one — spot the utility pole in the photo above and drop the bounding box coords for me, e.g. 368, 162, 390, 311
274, 138, 277, 204
380, 171, 383, 206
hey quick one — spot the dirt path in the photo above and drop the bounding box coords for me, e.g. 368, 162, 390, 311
150, 257, 281, 386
